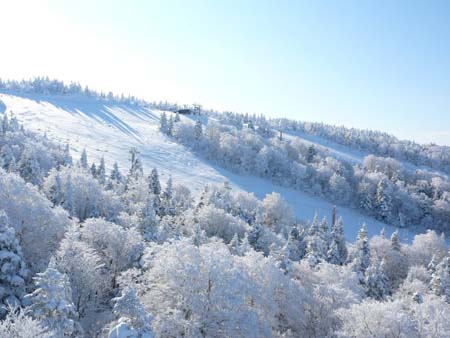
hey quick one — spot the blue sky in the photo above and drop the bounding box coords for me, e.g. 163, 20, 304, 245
1, 1, 450, 145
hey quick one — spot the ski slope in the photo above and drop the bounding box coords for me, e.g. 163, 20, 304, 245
0, 92, 418, 241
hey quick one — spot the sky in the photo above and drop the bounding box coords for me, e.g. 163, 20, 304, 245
1, 0, 450, 145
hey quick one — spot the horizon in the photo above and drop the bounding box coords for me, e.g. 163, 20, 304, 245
1, 1, 450, 145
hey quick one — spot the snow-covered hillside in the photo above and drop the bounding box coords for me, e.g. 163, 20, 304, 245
0, 92, 415, 241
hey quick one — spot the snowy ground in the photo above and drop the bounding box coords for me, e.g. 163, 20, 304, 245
0, 92, 419, 241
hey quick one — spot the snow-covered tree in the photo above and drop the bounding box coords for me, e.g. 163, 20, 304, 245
391, 230, 401, 252
26, 258, 82, 337
160, 176, 174, 216
365, 258, 389, 300
90, 162, 97, 178
194, 119, 203, 140
260, 192, 293, 234
0, 211, 28, 316
79, 149, 88, 169
97, 156, 106, 185
0, 145, 16, 172
18, 146, 42, 186
352, 223, 371, 282
148, 168, 161, 196
376, 177, 393, 221
81, 218, 144, 288
108, 161, 123, 189
0, 169, 69, 271
0, 305, 55, 338
327, 217, 348, 265
56, 227, 106, 316
108, 287, 154, 338
127, 148, 143, 182
430, 255, 450, 302
159, 112, 168, 134
62, 144, 72, 167
47, 170, 64, 206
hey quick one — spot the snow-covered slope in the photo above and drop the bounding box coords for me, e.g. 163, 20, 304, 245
0, 92, 416, 241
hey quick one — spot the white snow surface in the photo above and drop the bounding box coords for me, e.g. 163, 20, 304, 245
0, 92, 419, 242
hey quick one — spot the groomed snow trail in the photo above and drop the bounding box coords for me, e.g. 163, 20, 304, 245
0, 92, 417, 241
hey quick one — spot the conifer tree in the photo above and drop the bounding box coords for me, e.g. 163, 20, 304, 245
167, 115, 174, 136
97, 157, 106, 185
352, 223, 371, 283
48, 172, 64, 206
0, 211, 28, 317
160, 176, 174, 216
90, 163, 97, 178
194, 119, 203, 140
390, 230, 401, 252
430, 255, 450, 302
159, 112, 168, 133
63, 143, 73, 167
365, 258, 390, 300
79, 149, 88, 169
108, 288, 154, 338
376, 178, 393, 221
26, 258, 82, 337
127, 148, 143, 181
327, 217, 348, 265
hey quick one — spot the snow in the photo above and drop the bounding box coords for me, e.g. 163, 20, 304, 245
283, 130, 366, 165
0, 92, 418, 242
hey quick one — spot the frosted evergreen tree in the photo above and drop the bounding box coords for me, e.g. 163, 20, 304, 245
191, 224, 207, 247
62, 175, 75, 216
167, 115, 174, 136
277, 242, 292, 275
247, 119, 255, 130
376, 178, 393, 221
79, 149, 88, 169
128, 148, 143, 181
1, 114, 9, 134
148, 168, 161, 212
108, 161, 123, 189
0, 211, 28, 317
108, 287, 154, 338
306, 239, 321, 267
97, 156, 106, 185
148, 168, 161, 196
0, 145, 15, 172
327, 217, 348, 265
319, 216, 330, 248
380, 227, 386, 239
365, 258, 390, 300
428, 254, 438, 274
430, 255, 450, 302
390, 230, 401, 252
286, 228, 304, 261
352, 223, 371, 283
62, 143, 73, 166
247, 223, 267, 255
306, 145, 316, 162
90, 163, 97, 178
26, 258, 82, 337
159, 112, 168, 133
228, 233, 242, 256
48, 172, 64, 206
141, 197, 157, 239
194, 119, 203, 140
160, 176, 174, 216
174, 112, 181, 122
18, 149, 42, 185
306, 214, 327, 264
